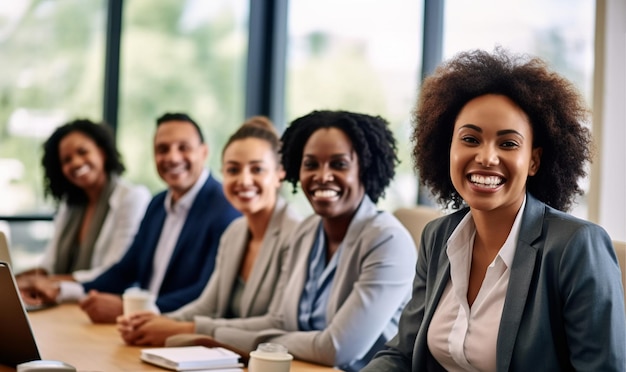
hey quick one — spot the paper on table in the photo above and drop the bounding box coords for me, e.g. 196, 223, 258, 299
140, 346, 243, 371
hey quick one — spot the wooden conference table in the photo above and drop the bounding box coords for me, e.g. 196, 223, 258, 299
0, 304, 339, 372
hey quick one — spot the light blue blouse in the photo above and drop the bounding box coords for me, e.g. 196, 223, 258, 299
297, 222, 344, 331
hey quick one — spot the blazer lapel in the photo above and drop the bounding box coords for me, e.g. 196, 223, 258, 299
218, 220, 248, 315
415, 237, 452, 366
427, 260, 451, 324
327, 197, 376, 314
497, 194, 544, 371
161, 175, 213, 286
340, 196, 377, 247
282, 217, 320, 330
239, 200, 286, 316
139, 200, 167, 287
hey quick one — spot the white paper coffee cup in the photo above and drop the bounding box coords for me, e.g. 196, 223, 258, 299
248, 343, 293, 372
122, 288, 157, 316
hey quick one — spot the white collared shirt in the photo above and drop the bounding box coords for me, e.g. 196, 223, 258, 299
148, 169, 209, 295
427, 196, 526, 372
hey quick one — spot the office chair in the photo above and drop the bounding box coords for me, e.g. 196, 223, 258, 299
393, 206, 444, 248
612, 240, 626, 309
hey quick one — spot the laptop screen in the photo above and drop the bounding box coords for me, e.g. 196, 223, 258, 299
0, 231, 12, 268
0, 261, 41, 367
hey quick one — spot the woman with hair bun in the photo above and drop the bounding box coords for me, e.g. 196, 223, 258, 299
117, 116, 302, 345
137, 110, 417, 372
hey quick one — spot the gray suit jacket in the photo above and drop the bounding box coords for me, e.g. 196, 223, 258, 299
197, 196, 417, 371
363, 193, 626, 371
167, 198, 301, 328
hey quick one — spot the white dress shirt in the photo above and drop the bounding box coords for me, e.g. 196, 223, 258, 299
148, 169, 209, 295
427, 197, 526, 372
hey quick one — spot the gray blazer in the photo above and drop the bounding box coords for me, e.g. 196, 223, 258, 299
363, 193, 626, 371
197, 196, 417, 371
167, 198, 301, 326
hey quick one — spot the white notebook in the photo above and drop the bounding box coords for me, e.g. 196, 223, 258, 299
140, 346, 243, 371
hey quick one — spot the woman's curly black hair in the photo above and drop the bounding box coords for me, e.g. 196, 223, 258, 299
42, 119, 125, 205
414, 48, 591, 211
280, 110, 399, 203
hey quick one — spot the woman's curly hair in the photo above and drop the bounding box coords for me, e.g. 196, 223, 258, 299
414, 48, 591, 211
42, 119, 125, 205
280, 110, 399, 203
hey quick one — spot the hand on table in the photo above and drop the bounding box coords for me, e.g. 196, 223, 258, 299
18, 275, 60, 306
79, 290, 123, 323
116, 312, 194, 346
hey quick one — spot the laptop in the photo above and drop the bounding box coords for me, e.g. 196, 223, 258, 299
0, 261, 41, 367
0, 231, 12, 267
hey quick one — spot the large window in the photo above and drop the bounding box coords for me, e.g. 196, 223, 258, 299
0, 0, 610, 267
0, 0, 107, 271
0, 0, 107, 215
285, 0, 424, 213
116, 0, 249, 192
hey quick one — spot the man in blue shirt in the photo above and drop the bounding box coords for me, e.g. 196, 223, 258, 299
25, 113, 240, 323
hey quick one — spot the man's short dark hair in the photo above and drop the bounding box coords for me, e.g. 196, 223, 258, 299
156, 112, 205, 143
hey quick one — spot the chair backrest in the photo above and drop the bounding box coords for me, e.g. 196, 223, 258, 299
393, 206, 444, 248
612, 240, 626, 309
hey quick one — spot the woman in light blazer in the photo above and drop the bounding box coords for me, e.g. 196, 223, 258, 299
18, 119, 150, 285
169, 196, 299, 322
362, 49, 625, 371
154, 111, 417, 372
117, 116, 301, 344
40, 178, 150, 282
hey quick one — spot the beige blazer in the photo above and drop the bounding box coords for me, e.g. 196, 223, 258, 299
168, 197, 301, 324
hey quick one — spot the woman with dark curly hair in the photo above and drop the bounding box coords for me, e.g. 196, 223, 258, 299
363, 49, 625, 371
18, 119, 150, 287
161, 110, 416, 371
